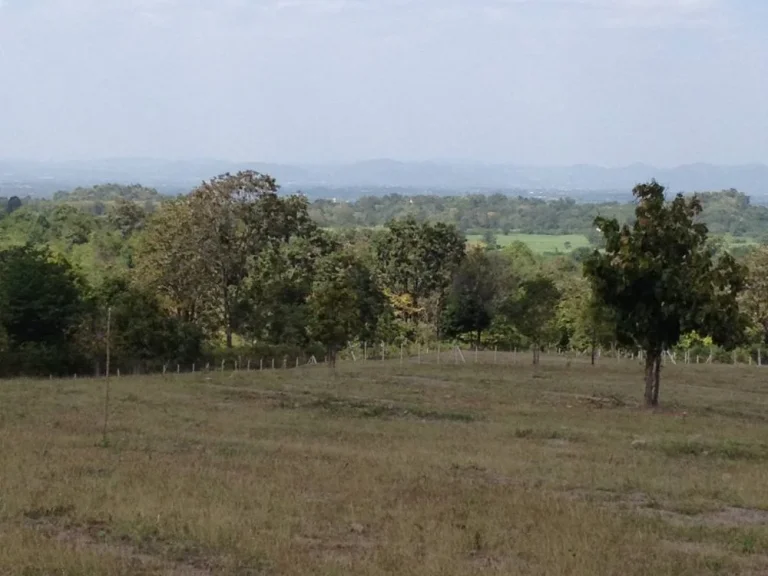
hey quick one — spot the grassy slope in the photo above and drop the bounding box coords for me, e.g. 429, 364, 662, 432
2, 357, 768, 574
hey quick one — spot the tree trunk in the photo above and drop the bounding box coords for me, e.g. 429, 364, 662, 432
652, 353, 661, 405
644, 349, 661, 407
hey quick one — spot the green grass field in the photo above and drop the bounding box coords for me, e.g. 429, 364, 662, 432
466, 233, 591, 253
2, 356, 768, 574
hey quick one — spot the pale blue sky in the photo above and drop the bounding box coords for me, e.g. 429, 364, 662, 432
0, 0, 766, 165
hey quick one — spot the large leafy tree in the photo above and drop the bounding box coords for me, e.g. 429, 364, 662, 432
556, 276, 616, 362
240, 230, 337, 347
308, 251, 386, 365
373, 217, 465, 325
85, 277, 204, 372
585, 181, 746, 406
741, 246, 768, 346
135, 199, 208, 325
501, 276, 561, 365
137, 171, 316, 347
0, 246, 86, 375
187, 172, 316, 347
441, 246, 498, 345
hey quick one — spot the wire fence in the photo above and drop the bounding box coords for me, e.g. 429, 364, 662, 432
52, 341, 768, 382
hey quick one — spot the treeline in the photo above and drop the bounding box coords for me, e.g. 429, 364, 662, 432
5, 184, 768, 241
2, 173, 768, 407
309, 188, 768, 238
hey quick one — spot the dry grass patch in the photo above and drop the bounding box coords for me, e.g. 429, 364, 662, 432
2, 359, 768, 574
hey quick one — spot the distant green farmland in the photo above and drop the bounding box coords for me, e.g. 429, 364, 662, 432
466, 233, 591, 253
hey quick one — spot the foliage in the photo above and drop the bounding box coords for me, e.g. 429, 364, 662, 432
500, 276, 561, 364
53, 183, 163, 203
91, 277, 204, 371
2, 173, 768, 384
5, 196, 22, 214
585, 181, 747, 406
0, 246, 86, 375
741, 246, 768, 346
308, 250, 387, 364
441, 247, 498, 344
373, 217, 465, 325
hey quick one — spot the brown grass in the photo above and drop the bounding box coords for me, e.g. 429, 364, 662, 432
2, 356, 768, 574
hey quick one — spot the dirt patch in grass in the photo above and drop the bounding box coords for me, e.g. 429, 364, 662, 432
566, 489, 768, 529
648, 507, 768, 528
294, 529, 377, 566
644, 438, 768, 461
214, 386, 478, 422
22, 508, 220, 575
306, 395, 477, 422
512, 427, 583, 442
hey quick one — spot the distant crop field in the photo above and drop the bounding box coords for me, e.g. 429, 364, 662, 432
467, 233, 591, 253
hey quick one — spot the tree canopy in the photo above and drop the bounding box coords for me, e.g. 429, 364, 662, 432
585, 181, 746, 406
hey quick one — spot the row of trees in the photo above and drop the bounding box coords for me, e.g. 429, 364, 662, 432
309, 188, 768, 239
2, 173, 768, 406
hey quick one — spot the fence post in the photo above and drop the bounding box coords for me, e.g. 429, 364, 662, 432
364, 342, 367, 361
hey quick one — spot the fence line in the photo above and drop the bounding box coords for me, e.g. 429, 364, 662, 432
29, 341, 768, 381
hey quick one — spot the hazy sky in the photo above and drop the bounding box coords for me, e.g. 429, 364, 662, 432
0, 0, 766, 165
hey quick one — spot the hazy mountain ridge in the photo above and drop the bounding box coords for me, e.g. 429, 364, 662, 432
2, 159, 768, 199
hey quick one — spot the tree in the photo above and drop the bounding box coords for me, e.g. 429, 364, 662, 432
585, 181, 746, 407
137, 172, 316, 347
135, 200, 208, 326
482, 230, 498, 250
109, 198, 147, 238
6, 196, 22, 214
501, 276, 560, 365
186, 172, 316, 347
89, 277, 203, 371
741, 246, 768, 346
373, 217, 465, 325
239, 231, 337, 347
441, 246, 497, 345
308, 251, 386, 366
0, 246, 85, 375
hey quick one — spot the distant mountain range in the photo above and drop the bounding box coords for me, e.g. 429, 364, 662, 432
2, 158, 768, 199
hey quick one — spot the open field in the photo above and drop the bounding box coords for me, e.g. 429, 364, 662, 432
3, 357, 768, 574
466, 233, 591, 253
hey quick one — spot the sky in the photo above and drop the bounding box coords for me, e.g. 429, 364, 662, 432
0, 0, 766, 166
